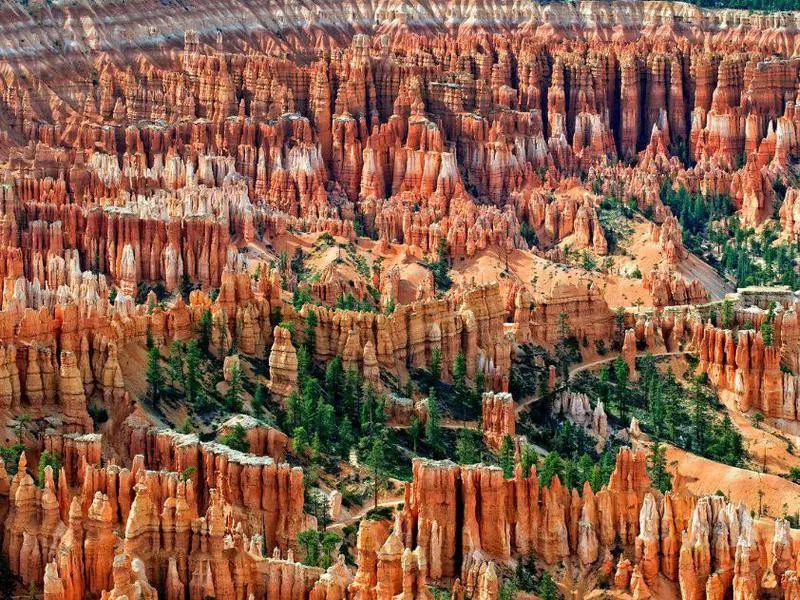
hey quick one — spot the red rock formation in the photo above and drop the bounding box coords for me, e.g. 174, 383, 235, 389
268, 325, 298, 403
691, 317, 800, 422
644, 267, 710, 307
622, 328, 638, 379
399, 447, 653, 580
481, 392, 515, 451
1, 5, 800, 600
217, 416, 290, 462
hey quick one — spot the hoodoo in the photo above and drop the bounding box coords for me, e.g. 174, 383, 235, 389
0, 0, 798, 599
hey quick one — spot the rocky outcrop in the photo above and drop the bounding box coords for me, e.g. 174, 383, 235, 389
268, 325, 298, 403
481, 392, 515, 451
644, 268, 710, 307
398, 448, 654, 580
551, 391, 608, 448
692, 320, 800, 420
298, 283, 508, 385
217, 415, 290, 462
115, 422, 305, 554
3, 4, 800, 600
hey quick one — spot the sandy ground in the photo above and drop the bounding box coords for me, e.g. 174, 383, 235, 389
245, 209, 729, 318
717, 389, 800, 476
120, 341, 149, 400
662, 443, 800, 518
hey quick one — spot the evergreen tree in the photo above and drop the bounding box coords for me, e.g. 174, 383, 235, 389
577, 453, 594, 485
429, 348, 442, 383
554, 311, 574, 380
761, 320, 775, 347
304, 310, 318, 353
648, 441, 672, 493
220, 424, 250, 453
456, 429, 482, 464
197, 309, 213, 353
367, 431, 389, 509
536, 573, 560, 600
409, 417, 422, 454
304, 489, 331, 530
539, 452, 564, 486
338, 417, 354, 458
690, 381, 710, 454
721, 298, 734, 328
662, 367, 680, 441
325, 356, 345, 406
425, 388, 443, 453
293, 426, 310, 454
499, 435, 515, 478
286, 390, 302, 430
452, 352, 471, 419
297, 529, 321, 567
343, 367, 361, 422
167, 340, 186, 386
37, 450, 60, 488
300, 377, 321, 432
224, 363, 243, 413
146, 346, 163, 405
297, 530, 341, 569
612, 357, 630, 422
360, 384, 385, 436
146, 327, 154, 350
710, 414, 746, 467
216, 316, 229, 354
317, 402, 336, 446
184, 340, 202, 409
297, 346, 312, 385
598, 365, 610, 406
252, 384, 266, 419
562, 457, 578, 489
520, 443, 538, 476
589, 464, 605, 492
318, 532, 341, 569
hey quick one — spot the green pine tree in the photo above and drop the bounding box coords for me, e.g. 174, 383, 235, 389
220, 423, 250, 453
499, 435, 515, 478
184, 340, 202, 409
452, 352, 470, 419
539, 452, 564, 487
197, 309, 213, 353
425, 389, 443, 454
224, 363, 243, 413
304, 310, 318, 353
367, 431, 389, 509
146, 346, 163, 406
647, 441, 672, 493
456, 429, 482, 464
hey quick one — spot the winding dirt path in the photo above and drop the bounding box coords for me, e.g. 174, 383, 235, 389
515, 350, 691, 414
329, 498, 406, 530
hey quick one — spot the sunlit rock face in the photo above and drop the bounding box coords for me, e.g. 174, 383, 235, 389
0, 1, 799, 599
